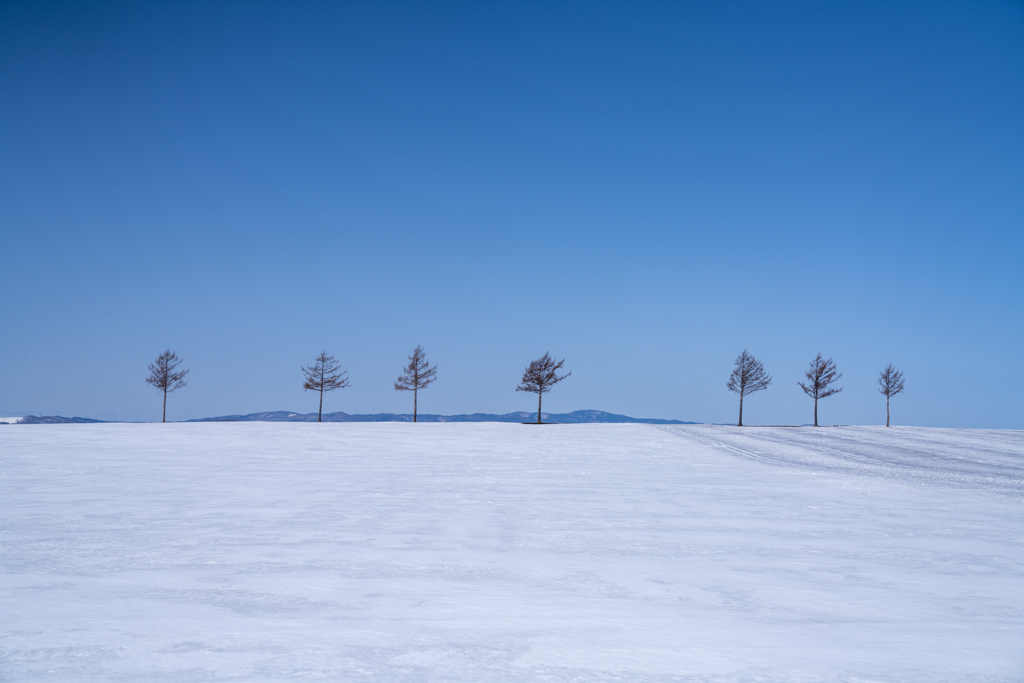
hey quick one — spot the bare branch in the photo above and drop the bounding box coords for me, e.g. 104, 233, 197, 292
727, 349, 772, 426
302, 350, 350, 422
146, 349, 189, 422
516, 352, 571, 424
727, 349, 773, 397
798, 353, 843, 426
878, 363, 905, 427
516, 352, 571, 395
395, 345, 438, 393
878, 363, 905, 398
798, 353, 843, 400
302, 350, 350, 393
146, 349, 189, 392
395, 345, 438, 422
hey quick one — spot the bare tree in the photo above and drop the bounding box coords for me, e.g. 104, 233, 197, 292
878, 363, 905, 427
302, 351, 350, 422
516, 352, 571, 424
727, 349, 772, 426
394, 345, 438, 422
146, 349, 189, 423
798, 353, 843, 427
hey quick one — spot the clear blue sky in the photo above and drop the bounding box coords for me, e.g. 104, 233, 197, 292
2, 1, 1022, 427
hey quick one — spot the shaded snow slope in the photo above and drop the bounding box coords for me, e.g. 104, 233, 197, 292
1, 424, 1022, 681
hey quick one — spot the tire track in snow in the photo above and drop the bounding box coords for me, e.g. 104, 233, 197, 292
749, 428, 1024, 492
742, 430, 907, 471
658, 425, 1024, 495
660, 425, 884, 476
822, 429, 1024, 474
657, 425, 792, 467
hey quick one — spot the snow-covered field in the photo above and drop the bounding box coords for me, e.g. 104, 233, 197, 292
1, 423, 1022, 682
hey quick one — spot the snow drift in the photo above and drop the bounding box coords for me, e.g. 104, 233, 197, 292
1, 423, 1021, 681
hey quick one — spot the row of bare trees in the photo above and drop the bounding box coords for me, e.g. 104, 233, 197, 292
146, 347, 904, 426
146, 350, 189, 423
300, 346, 440, 423
146, 347, 568, 424
300, 347, 568, 423
727, 350, 905, 427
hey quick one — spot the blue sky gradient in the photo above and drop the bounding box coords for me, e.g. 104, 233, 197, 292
2, 1, 1022, 426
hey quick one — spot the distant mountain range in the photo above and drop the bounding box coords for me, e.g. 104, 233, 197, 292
188, 410, 696, 425
12, 410, 697, 425
15, 415, 107, 424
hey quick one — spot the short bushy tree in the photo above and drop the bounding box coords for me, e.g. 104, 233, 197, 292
878, 363, 905, 427
727, 349, 772, 426
394, 345, 437, 422
798, 353, 843, 427
516, 352, 571, 424
146, 349, 189, 423
302, 351, 350, 422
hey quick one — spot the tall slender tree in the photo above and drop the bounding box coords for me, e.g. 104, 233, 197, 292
726, 349, 772, 426
146, 349, 189, 423
302, 351, 350, 422
516, 352, 571, 424
798, 353, 843, 427
394, 345, 438, 422
877, 363, 905, 427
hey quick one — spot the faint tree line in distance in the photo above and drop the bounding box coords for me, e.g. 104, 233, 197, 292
145, 348, 905, 427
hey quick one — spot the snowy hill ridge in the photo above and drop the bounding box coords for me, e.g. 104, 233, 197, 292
187, 409, 697, 424
11, 410, 696, 425
2, 424, 1021, 680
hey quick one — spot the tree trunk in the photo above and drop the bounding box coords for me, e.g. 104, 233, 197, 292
162, 388, 167, 423
537, 392, 542, 424
886, 395, 890, 427
413, 387, 418, 423
738, 392, 744, 427
814, 396, 818, 427
318, 387, 323, 423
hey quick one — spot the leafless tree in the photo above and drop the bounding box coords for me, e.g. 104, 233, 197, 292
878, 363, 905, 427
798, 353, 843, 427
302, 351, 350, 422
727, 349, 772, 427
394, 345, 438, 422
516, 352, 571, 424
146, 349, 189, 423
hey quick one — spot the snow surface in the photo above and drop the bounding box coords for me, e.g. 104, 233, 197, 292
1, 423, 1022, 682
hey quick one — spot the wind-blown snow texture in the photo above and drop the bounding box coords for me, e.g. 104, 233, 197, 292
1, 424, 1022, 681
